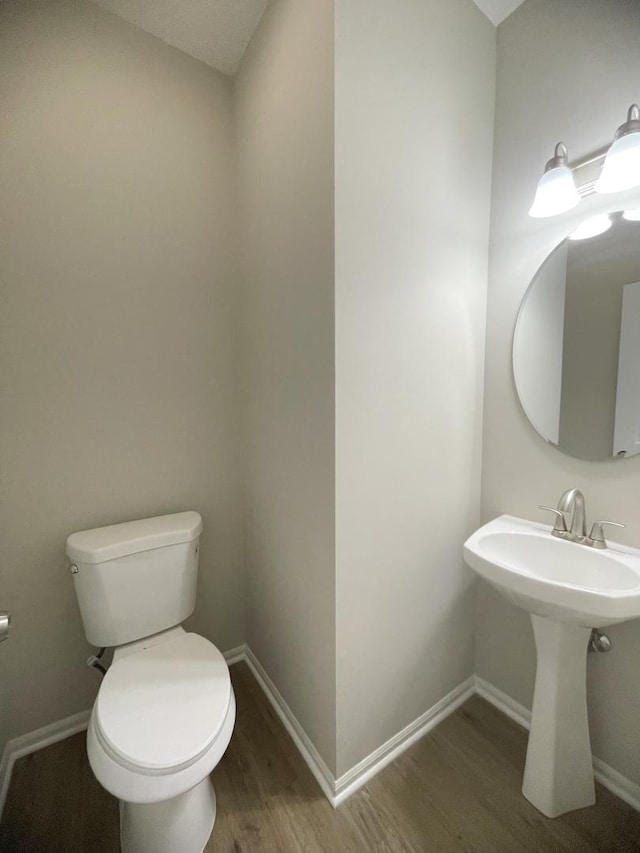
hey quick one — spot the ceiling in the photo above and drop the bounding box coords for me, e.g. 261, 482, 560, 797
91, 0, 526, 76
91, 0, 269, 76
472, 0, 527, 25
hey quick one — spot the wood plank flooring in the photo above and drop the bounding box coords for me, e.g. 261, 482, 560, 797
1, 661, 639, 852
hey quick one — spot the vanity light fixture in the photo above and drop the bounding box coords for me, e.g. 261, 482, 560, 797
528, 143, 581, 218
567, 213, 612, 241
595, 105, 640, 194
622, 208, 640, 221
529, 103, 640, 218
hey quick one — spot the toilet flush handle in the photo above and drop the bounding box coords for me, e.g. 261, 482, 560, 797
0, 611, 11, 644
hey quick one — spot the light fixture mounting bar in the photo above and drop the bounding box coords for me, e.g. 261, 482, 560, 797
570, 146, 608, 198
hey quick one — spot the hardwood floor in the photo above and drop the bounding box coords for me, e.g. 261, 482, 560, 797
1, 662, 639, 852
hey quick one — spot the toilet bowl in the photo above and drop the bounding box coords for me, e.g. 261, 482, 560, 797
66, 511, 235, 853
87, 629, 235, 853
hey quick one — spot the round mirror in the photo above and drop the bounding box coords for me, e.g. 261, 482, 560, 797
513, 210, 640, 461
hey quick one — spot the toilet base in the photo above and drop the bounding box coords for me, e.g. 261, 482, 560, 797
120, 775, 216, 853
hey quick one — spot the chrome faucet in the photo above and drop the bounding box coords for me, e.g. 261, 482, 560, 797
539, 488, 626, 548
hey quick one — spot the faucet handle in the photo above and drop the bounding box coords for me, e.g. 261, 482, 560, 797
587, 520, 626, 549
539, 505, 568, 537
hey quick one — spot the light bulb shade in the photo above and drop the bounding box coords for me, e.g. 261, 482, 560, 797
595, 132, 640, 194
623, 208, 640, 221
596, 105, 640, 195
568, 213, 612, 241
529, 165, 581, 218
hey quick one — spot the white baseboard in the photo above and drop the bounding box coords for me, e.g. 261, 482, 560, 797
242, 650, 475, 807
243, 646, 337, 804
475, 675, 531, 729
0, 708, 91, 819
224, 644, 247, 666
475, 675, 640, 813
592, 756, 640, 813
333, 676, 475, 806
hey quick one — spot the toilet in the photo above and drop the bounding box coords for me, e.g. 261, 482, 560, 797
66, 511, 235, 853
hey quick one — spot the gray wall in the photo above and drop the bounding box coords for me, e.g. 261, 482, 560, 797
334, 0, 496, 776
480, 0, 640, 787
234, 0, 337, 772
0, 0, 244, 748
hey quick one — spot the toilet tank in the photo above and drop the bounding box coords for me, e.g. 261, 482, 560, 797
66, 511, 203, 647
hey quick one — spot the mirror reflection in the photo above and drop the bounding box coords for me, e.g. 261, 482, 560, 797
513, 211, 640, 461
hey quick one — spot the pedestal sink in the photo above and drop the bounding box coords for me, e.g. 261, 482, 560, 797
464, 515, 640, 818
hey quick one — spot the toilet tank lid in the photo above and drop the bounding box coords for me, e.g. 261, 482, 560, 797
65, 511, 203, 564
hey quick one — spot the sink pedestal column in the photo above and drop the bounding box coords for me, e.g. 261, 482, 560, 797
522, 615, 595, 817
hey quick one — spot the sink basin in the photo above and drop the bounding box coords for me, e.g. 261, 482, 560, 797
464, 513, 640, 819
464, 514, 640, 627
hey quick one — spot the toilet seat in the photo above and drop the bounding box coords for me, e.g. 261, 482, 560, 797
95, 632, 231, 775
87, 631, 236, 804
